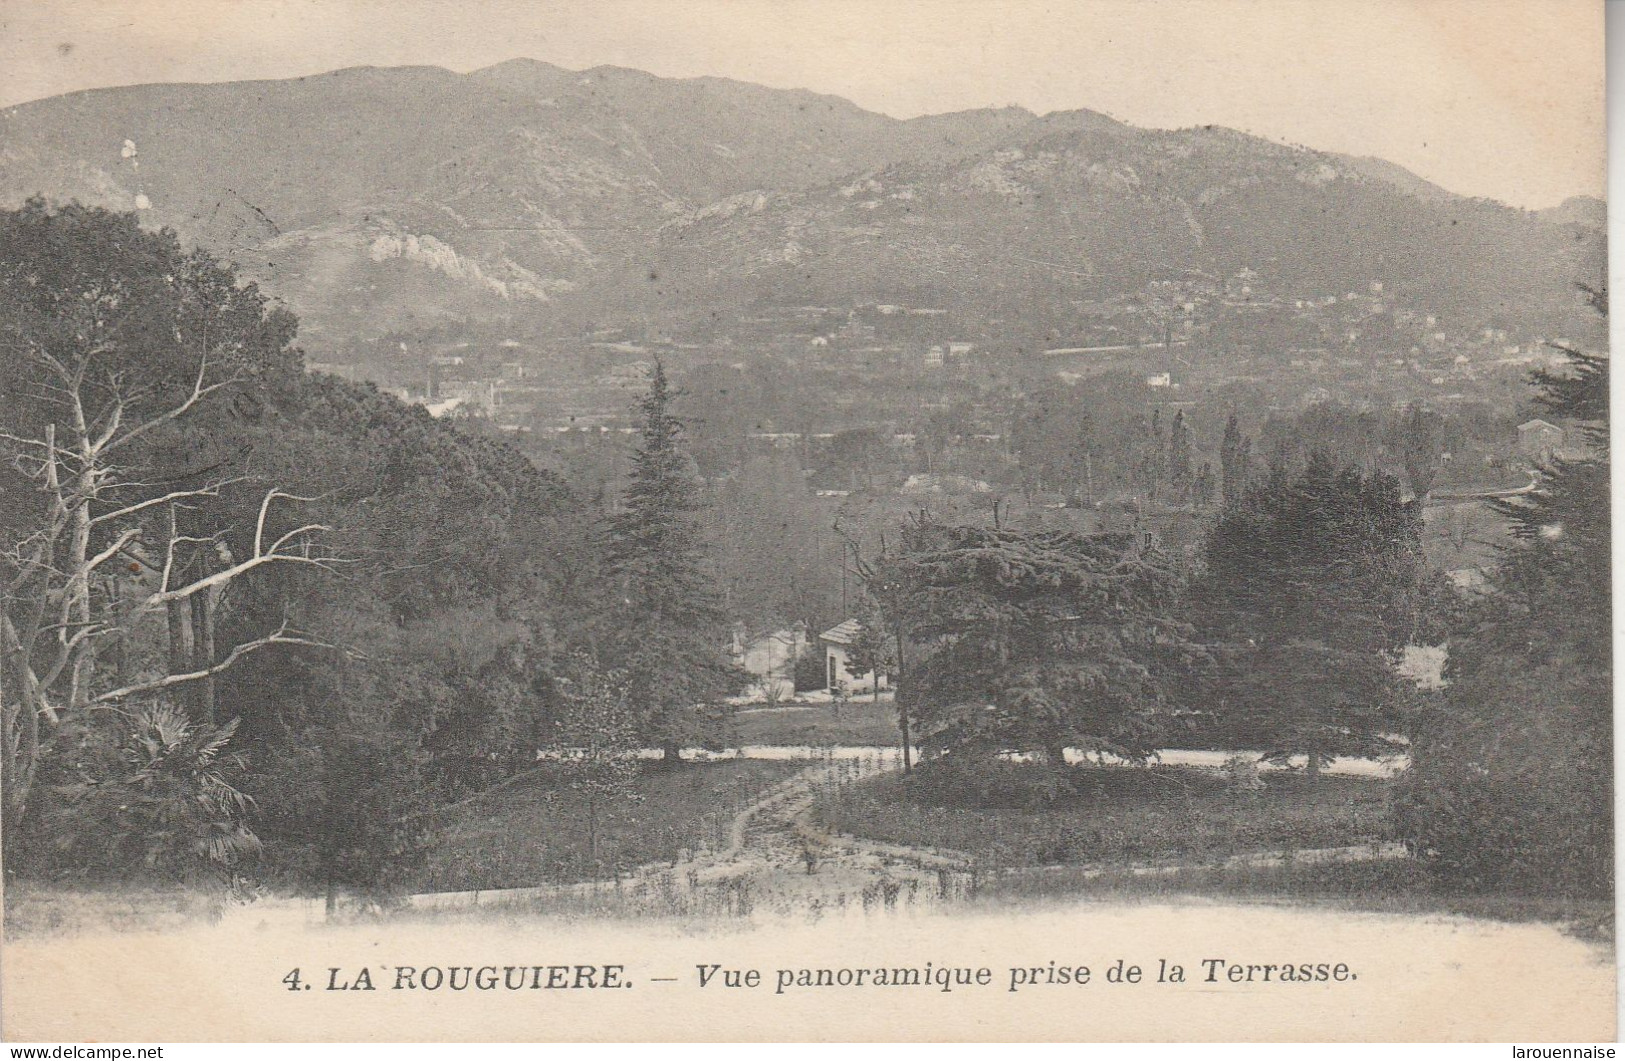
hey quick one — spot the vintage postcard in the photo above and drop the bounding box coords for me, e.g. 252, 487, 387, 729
0, 0, 1612, 1043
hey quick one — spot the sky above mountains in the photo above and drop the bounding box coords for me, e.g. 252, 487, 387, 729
0, 0, 1605, 210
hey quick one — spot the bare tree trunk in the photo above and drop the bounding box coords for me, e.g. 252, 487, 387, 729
165, 508, 195, 700
190, 587, 216, 724
64, 466, 96, 710
166, 597, 193, 674
109, 575, 130, 687
660, 739, 683, 767
1306, 748, 1322, 781
1, 611, 45, 839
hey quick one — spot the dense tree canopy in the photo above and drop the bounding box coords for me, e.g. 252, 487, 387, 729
878, 519, 1198, 765
1, 202, 589, 889
1195, 455, 1437, 771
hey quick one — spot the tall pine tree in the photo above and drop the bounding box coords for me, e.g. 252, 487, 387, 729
602, 363, 741, 764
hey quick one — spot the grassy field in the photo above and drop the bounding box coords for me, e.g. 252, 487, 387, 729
730, 697, 904, 747
813, 761, 1612, 940
814, 763, 1393, 868
416, 757, 805, 892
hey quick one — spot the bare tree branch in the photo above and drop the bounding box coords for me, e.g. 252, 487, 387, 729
158, 531, 218, 597
142, 493, 335, 608
91, 480, 243, 526
101, 355, 242, 456
84, 528, 141, 575
90, 626, 335, 704
89, 394, 126, 453
255, 490, 320, 557
38, 621, 108, 689
146, 549, 336, 607
0, 431, 81, 463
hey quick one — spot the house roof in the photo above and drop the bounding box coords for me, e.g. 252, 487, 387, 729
819, 619, 863, 645
1518, 418, 1561, 432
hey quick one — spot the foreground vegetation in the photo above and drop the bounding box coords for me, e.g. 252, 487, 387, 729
731, 698, 904, 747
978, 856, 1615, 945
416, 758, 802, 892
4, 881, 237, 938
815, 761, 1392, 869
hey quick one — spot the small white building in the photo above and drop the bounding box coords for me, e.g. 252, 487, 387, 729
730, 624, 808, 701
818, 619, 889, 695
1517, 418, 1566, 462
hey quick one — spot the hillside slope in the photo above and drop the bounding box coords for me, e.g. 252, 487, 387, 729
0, 63, 1602, 346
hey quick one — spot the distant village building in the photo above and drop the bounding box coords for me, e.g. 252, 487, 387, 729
1145, 372, 1172, 388
421, 396, 468, 419
899, 473, 992, 495
1517, 419, 1566, 463
1446, 568, 1490, 593
1225, 268, 1258, 298
307, 361, 360, 381
818, 619, 888, 696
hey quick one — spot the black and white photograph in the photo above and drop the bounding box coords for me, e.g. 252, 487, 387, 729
0, 0, 1612, 1043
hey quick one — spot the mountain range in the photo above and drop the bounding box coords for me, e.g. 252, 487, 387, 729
0, 60, 1604, 348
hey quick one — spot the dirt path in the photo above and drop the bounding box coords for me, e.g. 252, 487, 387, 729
693, 760, 968, 917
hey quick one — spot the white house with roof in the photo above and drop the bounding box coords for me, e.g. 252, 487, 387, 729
1516, 419, 1567, 463
818, 619, 889, 695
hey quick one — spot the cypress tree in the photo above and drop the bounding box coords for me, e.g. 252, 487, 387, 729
1167, 409, 1194, 503
1219, 413, 1252, 508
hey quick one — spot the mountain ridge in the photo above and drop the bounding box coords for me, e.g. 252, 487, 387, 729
0, 61, 1602, 347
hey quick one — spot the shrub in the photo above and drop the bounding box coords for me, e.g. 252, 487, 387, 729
1394, 681, 1611, 898
1221, 754, 1266, 792
907, 754, 1071, 810
247, 725, 432, 900
794, 650, 827, 693
35, 704, 260, 884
